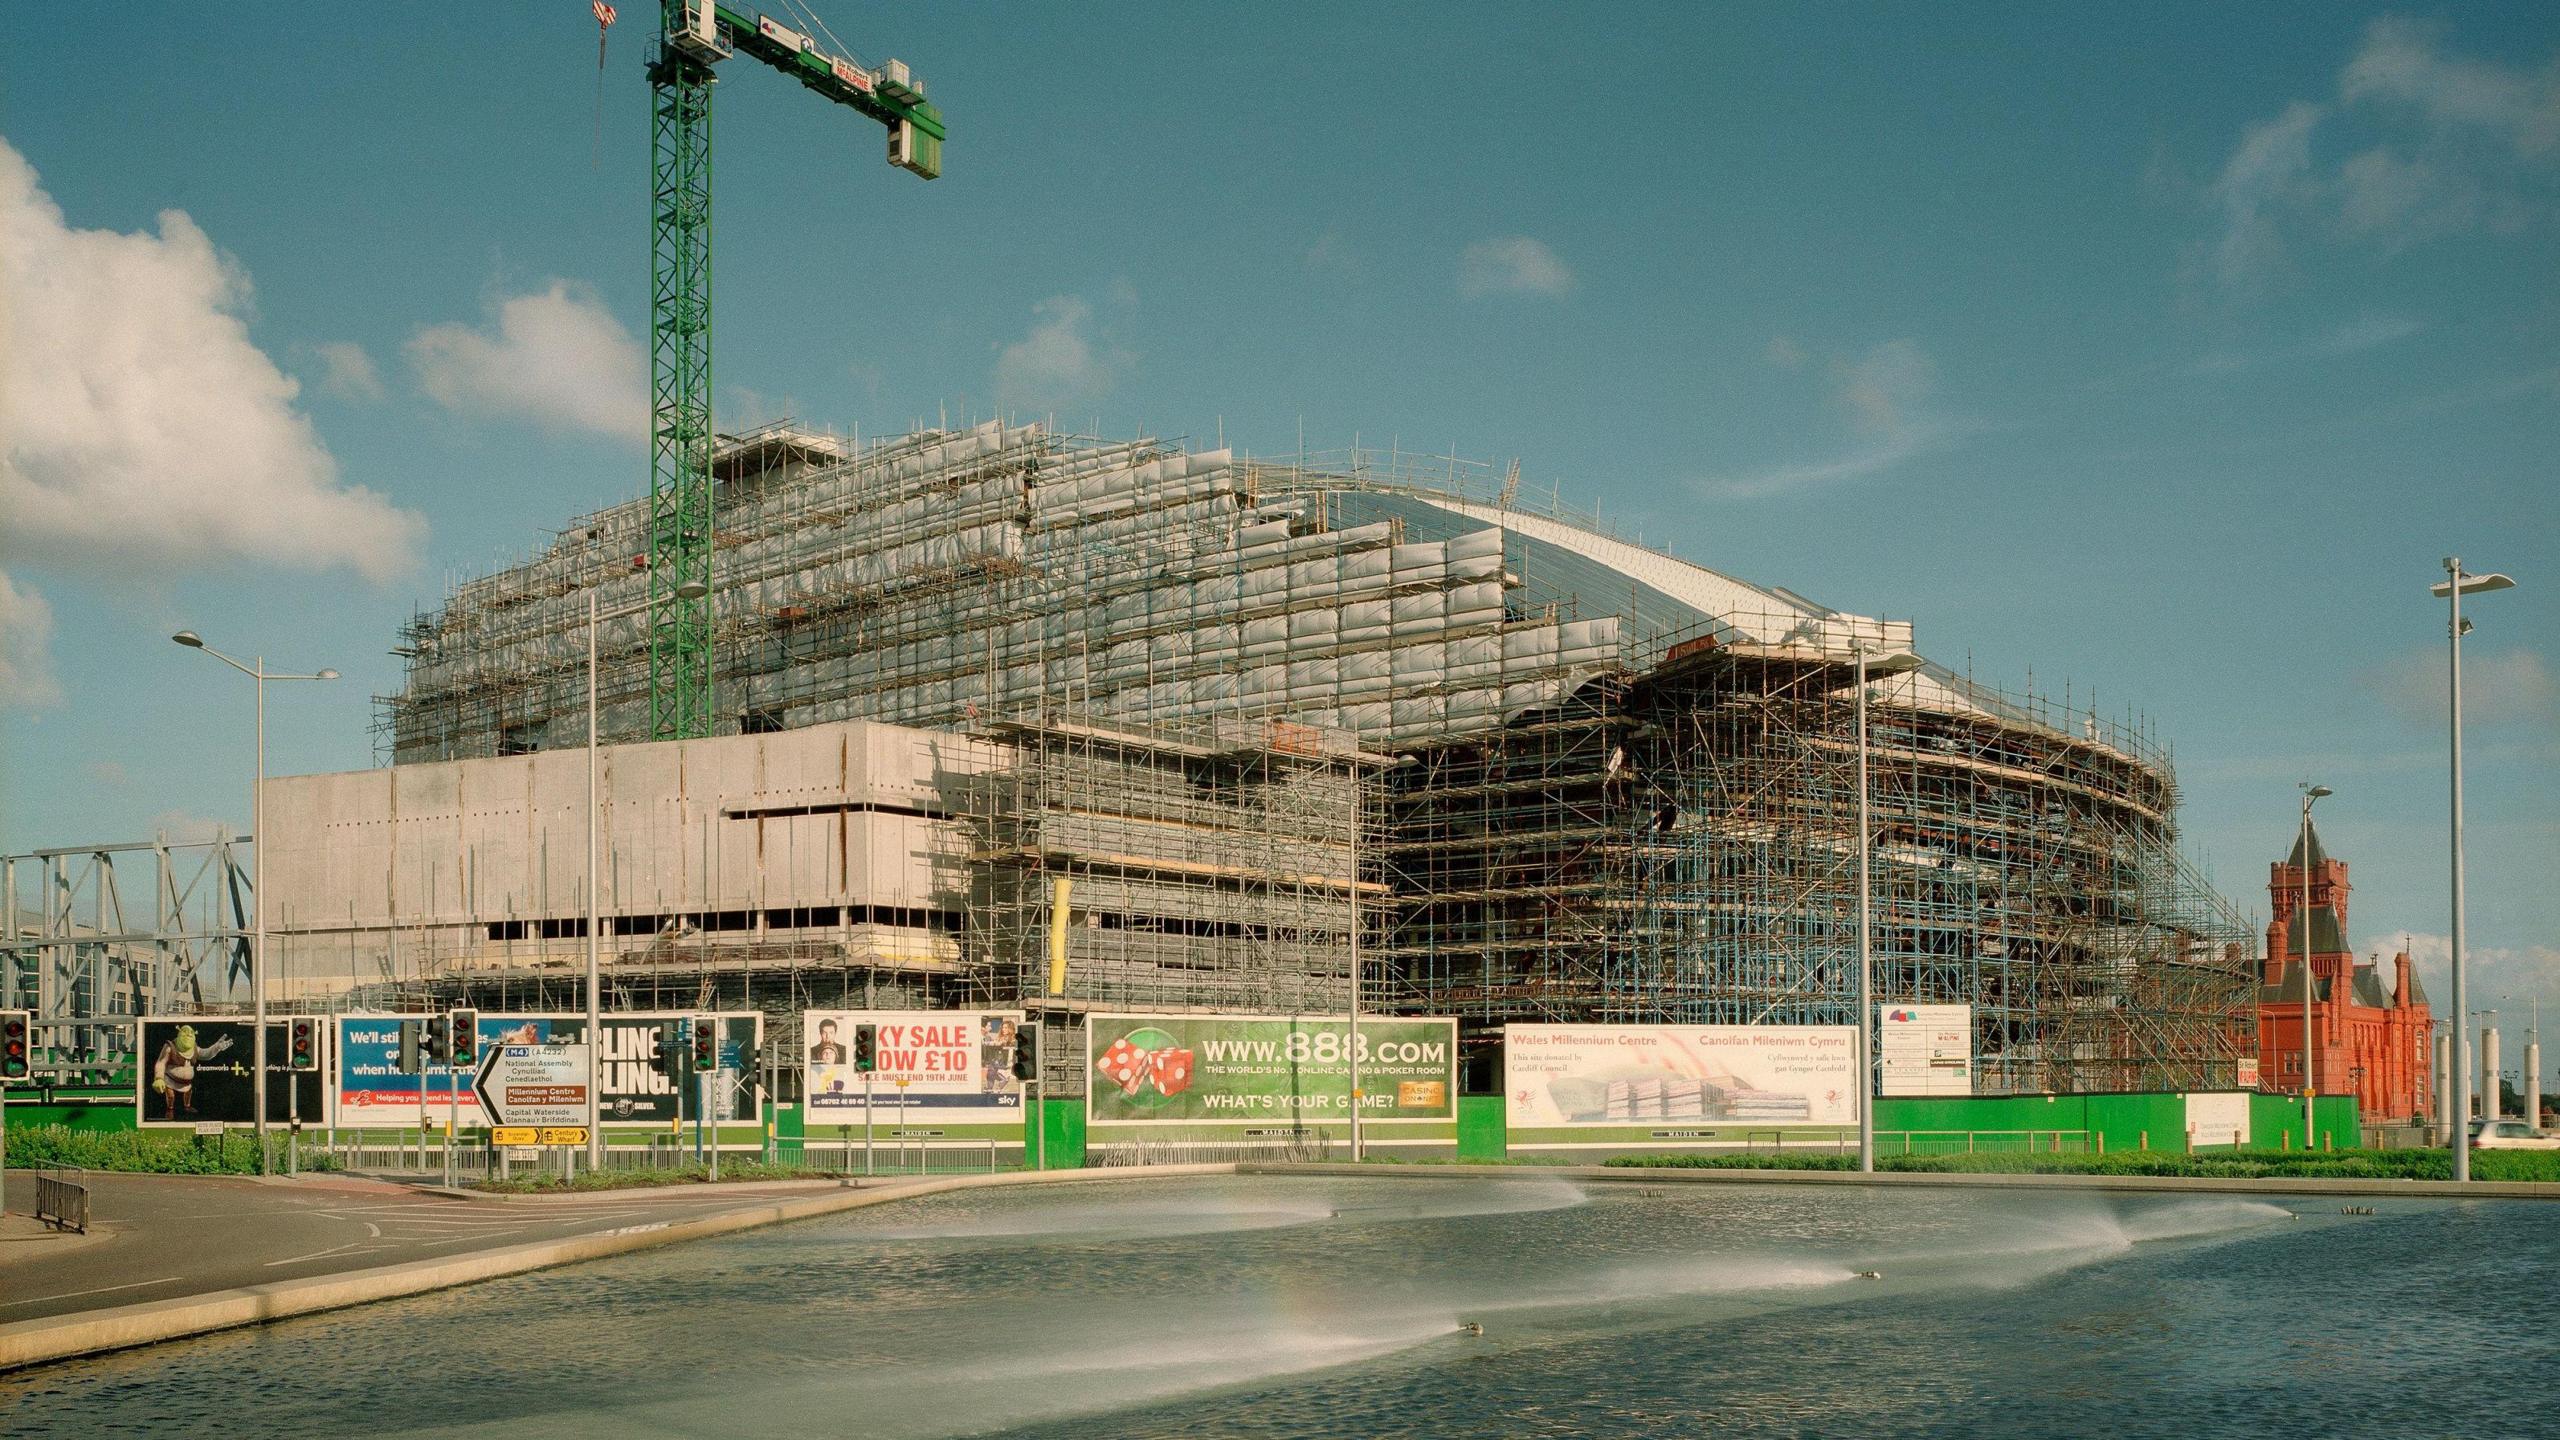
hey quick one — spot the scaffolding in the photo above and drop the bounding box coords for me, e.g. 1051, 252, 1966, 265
960, 712, 1383, 1012
1379, 618, 2256, 1093
345, 419, 2255, 1094
2, 833, 252, 1073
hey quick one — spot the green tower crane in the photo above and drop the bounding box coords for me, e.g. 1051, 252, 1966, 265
646, 1, 943, 739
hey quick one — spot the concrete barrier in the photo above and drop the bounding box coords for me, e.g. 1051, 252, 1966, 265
0, 1163, 1235, 1373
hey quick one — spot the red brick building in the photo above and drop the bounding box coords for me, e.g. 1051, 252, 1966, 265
2256, 820, 2433, 1124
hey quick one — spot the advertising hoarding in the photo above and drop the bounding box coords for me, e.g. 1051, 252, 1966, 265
333, 1012, 759, 1130
803, 1009, 1024, 1141
1084, 1012, 1457, 1147
1878, 1004, 1974, 1097
1505, 1023, 1857, 1150
137, 1018, 328, 1127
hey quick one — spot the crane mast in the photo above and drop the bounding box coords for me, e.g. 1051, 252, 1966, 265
645, 0, 943, 740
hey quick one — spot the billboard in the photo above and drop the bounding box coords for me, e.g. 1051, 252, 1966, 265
1878, 1004, 1973, 1096
333, 1013, 760, 1130
803, 1009, 1025, 1140
1084, 1013, 1457, 1147
1505, 1023, 1857, 1150
137, 1018, 329, 1127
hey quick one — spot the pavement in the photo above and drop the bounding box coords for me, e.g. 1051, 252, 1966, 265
0, 1169, 852, 1325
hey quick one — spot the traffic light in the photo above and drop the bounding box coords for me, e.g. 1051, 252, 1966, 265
1010, 1022, 1039, 1082
397, 1020, 422, 1073
691, 1017, 718, 1073
0, 1010, 29, 1082
738, 1036, 765, 1097
420, 1015, 450, 1065
448, 1009, 479, 1067
287, 1017, 320, 1072
649, 1020, 682, 1080
851, 1022, 877, 1073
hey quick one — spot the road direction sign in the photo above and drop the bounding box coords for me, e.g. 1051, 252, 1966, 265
473, 1042, 593, 1129
491, 1126, 538, 1146
539, 1126, 589, 1146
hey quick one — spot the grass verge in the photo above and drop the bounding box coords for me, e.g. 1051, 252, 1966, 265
1, 1124, 339, 1175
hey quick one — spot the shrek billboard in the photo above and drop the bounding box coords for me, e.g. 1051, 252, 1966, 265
1084, 1012, 1457, 1149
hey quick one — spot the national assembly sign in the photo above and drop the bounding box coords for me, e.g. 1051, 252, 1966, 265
1084, 1012, 1457, 1149
1504, 1023, 1856, 1151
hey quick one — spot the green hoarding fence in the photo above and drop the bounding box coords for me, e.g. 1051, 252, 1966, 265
1456, 1094, 1507, 1161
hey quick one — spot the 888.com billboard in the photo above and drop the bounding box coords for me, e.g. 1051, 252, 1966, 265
1084, 1012, 1456, 1148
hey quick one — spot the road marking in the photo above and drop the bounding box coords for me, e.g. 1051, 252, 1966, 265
265, 1239, 384, 1268
0, 1276, 186, 1310
410, 1230, 529, 1249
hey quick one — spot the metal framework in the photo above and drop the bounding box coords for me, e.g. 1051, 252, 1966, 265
1378, 625, 2256, 1092
647, 47, 717, 741
1, 834, 252, 1072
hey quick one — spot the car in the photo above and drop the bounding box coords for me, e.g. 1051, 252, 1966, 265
2468, 1119, 2560, 1150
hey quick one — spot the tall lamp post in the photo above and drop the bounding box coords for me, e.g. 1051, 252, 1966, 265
2297, 783, 2331, 1147
1852, 642, 1920, 1174
2433, 558, 2514, 1182
172, 633, 337, 1173
585, 581, 705, 1171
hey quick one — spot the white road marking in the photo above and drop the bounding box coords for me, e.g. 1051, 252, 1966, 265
264, 1238, 384, 1268
0, 1275, 186, 1310
410, 1230, 528, 1249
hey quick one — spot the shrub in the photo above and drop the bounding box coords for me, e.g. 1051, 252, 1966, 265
1, 1124, 336, 1175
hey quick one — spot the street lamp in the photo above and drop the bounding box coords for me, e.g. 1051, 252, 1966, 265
584, 580, 706, 1170
1852, 642, 1920, 1174
2298, 783, 2331, 1147
172, 632, 337, 1173
2433, 559, 2515, 1180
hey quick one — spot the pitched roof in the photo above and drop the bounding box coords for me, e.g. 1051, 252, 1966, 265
2351, 964, 2389, 1008
2285, 819, 2331, 869
2283, 906, 2348, 956
2402, 962, 2428, 1006
2259, 961, 2333, 1006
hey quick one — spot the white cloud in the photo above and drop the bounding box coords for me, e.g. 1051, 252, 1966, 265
1458, 236, 1576, 298
1305, 226, 1358, 275
2341, 17, 2560, 155
313, 340, 385, 402
2202, 22, 2559, 285
0, 138, 424, 583
1701, 339, 1951, 500
2390, 932, 2560, 1033
993, 294, 1132, 415
2207, 100, 2325, 286
2194, 312, 2426, 374
408, 280, 647, 440
2357, 647, 2558, 731
0, 567, 61, 709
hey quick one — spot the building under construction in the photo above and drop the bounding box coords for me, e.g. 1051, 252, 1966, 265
222, 420, 2255, 1093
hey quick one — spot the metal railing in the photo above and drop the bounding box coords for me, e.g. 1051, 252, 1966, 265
317, 1131, 1030, 1182
34, 1165, 89, 1233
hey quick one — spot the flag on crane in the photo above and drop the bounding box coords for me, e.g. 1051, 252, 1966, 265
593, 1, 617, 26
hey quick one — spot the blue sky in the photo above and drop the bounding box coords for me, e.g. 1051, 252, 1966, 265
4, 5, 2555, 1046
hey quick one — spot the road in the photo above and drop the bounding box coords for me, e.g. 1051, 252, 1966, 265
0, 1170, 846, 1324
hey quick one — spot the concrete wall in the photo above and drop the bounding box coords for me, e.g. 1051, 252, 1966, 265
262, 720, 996, 988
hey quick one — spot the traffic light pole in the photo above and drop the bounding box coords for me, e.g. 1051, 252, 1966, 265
864, 1072, 875, 1178
703, 1067, 719, 1184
